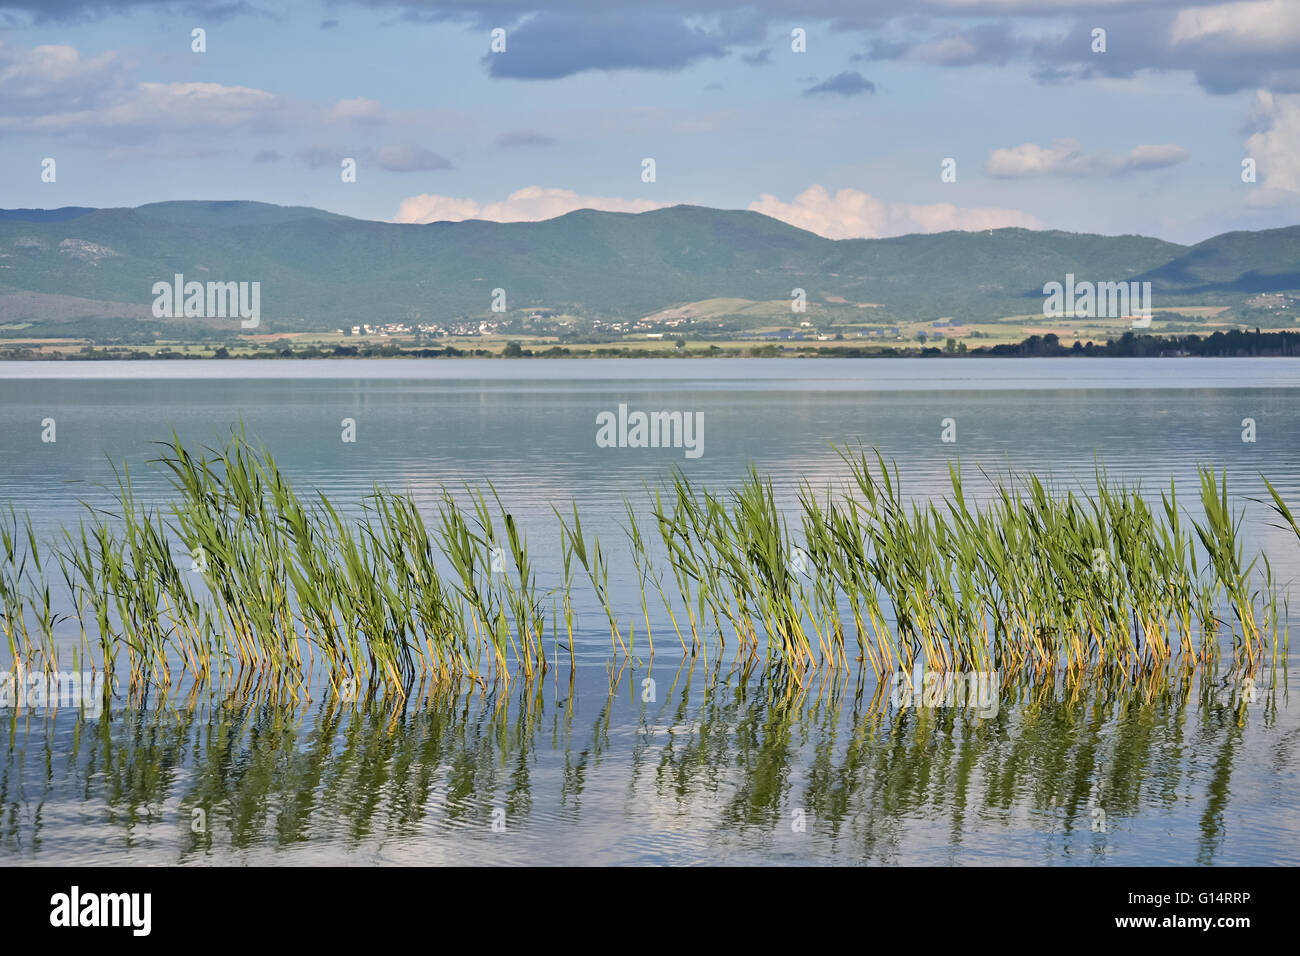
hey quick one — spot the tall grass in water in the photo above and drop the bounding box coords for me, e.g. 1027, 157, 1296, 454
831, 448, 1278, 675
647, 447, 1283, 679
1, 505, 63, 671
0, 432, 1290, 694
51, 431, 549, 696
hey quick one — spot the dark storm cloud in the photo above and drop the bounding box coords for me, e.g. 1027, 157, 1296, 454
0, 0, 263, 21
4, 0, 1295, 96
915, 21, 1021, 67
0, 0, 1224, 24
482, 11, 727, 79
857, 6, 1300, 95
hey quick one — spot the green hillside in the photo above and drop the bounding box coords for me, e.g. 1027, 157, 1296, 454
1140, 225, 1300, 292
0, 200, 1295, 334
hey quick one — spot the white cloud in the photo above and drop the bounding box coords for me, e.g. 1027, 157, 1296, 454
0, 42, 287, 136
986, 139, 1083, 177
0, 41, 471, 143
326, 97, 385, 124
118, 82, 279, 128
746, 185, 1039, 239
0, 42, 120, 103
1171, 0, 1300, 52
985, 138, 1188, 177
395, 185, 1039, 238
914, 35, 980, 65
0, 80, 283, 133
393, 186, 669, 224
1244, 89, 1300, 204
1122, 143, 1191, 170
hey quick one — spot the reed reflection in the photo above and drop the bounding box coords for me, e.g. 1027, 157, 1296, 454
1, 662, 1286, 864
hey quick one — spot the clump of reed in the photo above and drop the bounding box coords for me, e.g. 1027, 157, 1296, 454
646, 447, 1283, 681
1, 505, 63, 671
41, 431, 550, 695
0, 432, 1290, 694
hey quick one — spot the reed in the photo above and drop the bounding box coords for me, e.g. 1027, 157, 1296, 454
1261, 477, 1300, 546
556, 502, 622, 654
0, 432, 1288, 693
1, 505, 50, 669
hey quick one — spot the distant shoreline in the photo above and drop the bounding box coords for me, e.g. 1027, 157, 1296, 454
2, 329, 1297, 361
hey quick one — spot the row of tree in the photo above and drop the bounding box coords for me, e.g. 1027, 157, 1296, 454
979, 329, 1299, 358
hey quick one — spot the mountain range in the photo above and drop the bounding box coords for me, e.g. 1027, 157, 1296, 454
1, 200, 1297, 333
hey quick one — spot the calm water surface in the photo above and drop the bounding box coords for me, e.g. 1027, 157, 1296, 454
0, 358, 1297, 865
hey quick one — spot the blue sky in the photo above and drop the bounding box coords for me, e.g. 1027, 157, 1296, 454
2, 0, 1299, 243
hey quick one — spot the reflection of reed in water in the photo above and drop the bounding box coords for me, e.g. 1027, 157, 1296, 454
0, 662, 1284, 864
642, 664, 1281, 864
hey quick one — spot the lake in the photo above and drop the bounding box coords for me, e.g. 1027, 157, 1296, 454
1, 357, 1297, 865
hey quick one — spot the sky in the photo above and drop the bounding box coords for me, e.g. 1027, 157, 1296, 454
2, 0, 1299, 244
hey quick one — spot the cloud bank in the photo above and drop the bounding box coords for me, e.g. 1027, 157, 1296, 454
985, 139, 1189, 178
392, 184, 1041, 239
392, 186, 670, 223
748, 185, 1041, 238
